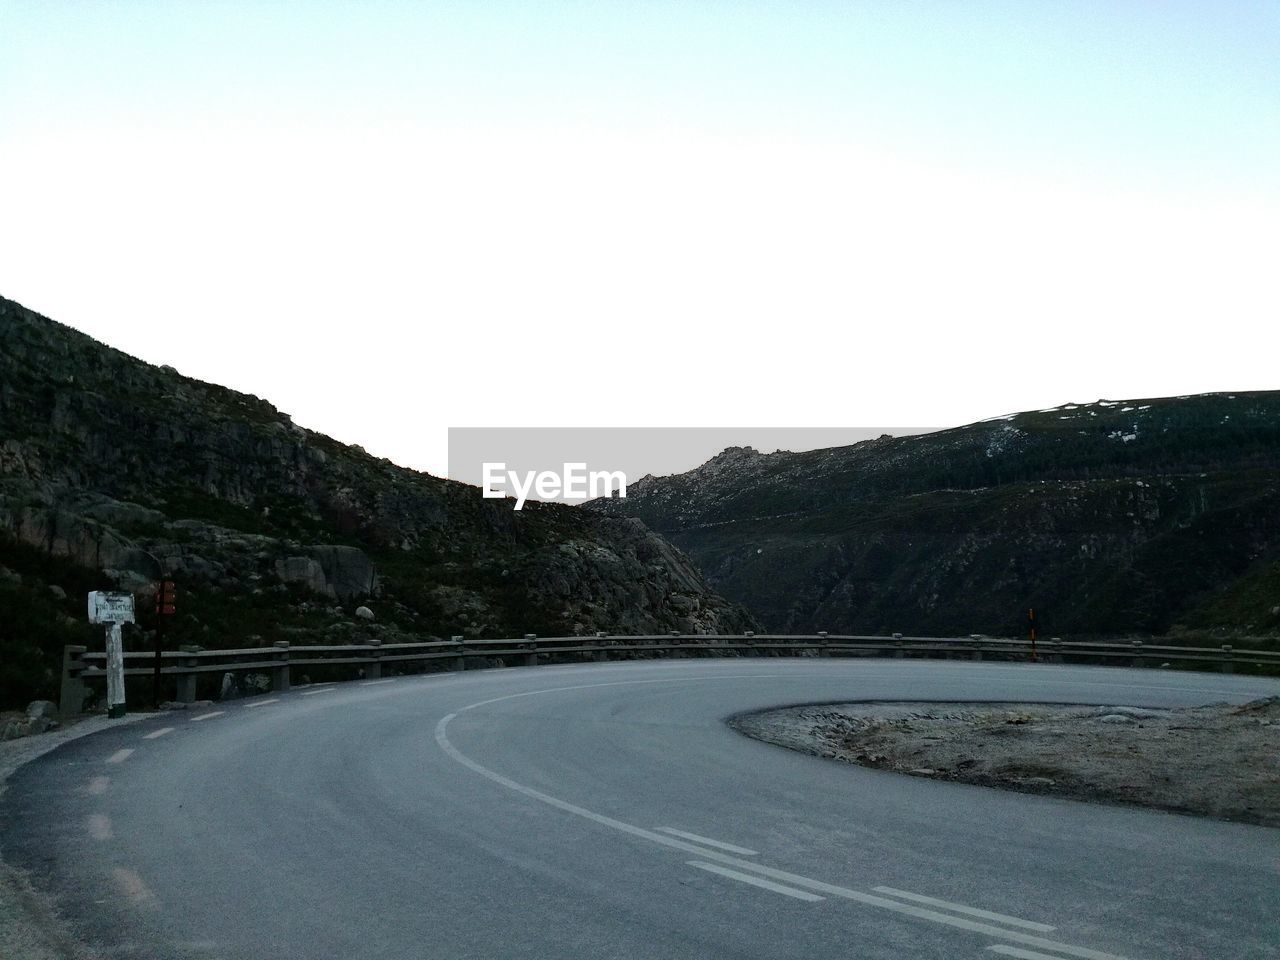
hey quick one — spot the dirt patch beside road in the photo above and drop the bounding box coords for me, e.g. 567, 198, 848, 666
731, 698, 1280, 827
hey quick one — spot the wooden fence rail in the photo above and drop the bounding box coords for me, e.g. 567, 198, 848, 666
59, 633, 1280, 715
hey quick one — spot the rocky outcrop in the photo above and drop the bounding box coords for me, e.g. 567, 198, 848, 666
590, 394, 1280, 640
521, 517, 753, 635
0, 294, 756, 707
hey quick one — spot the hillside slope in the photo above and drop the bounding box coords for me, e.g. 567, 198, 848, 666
0, 296, 754, 707
588, 395, 1280, 642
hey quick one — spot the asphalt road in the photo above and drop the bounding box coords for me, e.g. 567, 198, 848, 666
3, 659, 1277, 960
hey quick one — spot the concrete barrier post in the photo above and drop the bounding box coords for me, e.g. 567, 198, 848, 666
1220, 645, 1234, 674
272, 641, 292, 691
818, 631, 829, 658
177, 645, 202, 703
364, 638, 382, 680
60, 645, 89, 716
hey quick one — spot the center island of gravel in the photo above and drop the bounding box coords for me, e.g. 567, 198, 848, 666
730, 698, 1279, 827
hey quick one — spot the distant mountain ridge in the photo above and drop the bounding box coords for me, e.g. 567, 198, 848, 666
0, 295, 755, 707
587, 393, 1280, 643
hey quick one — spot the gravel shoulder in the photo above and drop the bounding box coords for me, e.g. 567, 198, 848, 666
0, 713, 150, 960
731, 697, 1280, 827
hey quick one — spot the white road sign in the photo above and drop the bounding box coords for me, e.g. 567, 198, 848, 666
88, 591, 135, 625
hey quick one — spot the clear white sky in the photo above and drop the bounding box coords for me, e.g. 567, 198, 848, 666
1, 1, 1276, 477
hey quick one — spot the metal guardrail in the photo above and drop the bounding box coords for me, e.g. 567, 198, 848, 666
59, 632, 1280, 715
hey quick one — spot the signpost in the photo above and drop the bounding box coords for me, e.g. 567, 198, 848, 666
153, 580, 177, 707
88, 591, 135, 718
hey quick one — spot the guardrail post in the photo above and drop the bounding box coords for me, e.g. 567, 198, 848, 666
817, 631, 829, 658
1130, 640, 1144, 669
593, 631, 609, 662
60, 645, 89, 716
176, 645, 202, 704
364, 638, 382, 680
893, 633, 904, 659
451, 636, 466, 672
1050, 638, 1063, 663
1220, 645, 1234, 674
969, 635, 984, 661
523, 634, 539, 667
272, 641, 292, 690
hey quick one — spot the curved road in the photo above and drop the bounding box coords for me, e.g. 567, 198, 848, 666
3, 659, 1277, 960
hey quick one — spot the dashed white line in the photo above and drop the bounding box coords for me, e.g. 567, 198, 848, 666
435, 678, 1137, 960
656, 827, 758, 856
191, 711, 224, 722
245, 698, 280, 708
86, 775, 110, 795
688, 861, 824, 901
143, 727, 175, 740
111, 867, 154, 905
105, 748, 134, 764
300, 688, 337, 696
873, 886, 1055, 933
989, 946, 1079, 960
87, 813, 113, 841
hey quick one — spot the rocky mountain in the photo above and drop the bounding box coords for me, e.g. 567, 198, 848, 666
0, 296, 755, 707
587, 395, 1280, 645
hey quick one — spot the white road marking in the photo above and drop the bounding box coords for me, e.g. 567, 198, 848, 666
688, 860, 824, 901
86, 775, 110, 795
143, 727, 175, 740
657, 827, 758, 856
111, 867, 154, 905
435, 677, 1138, 960
360, 679, 396, 686
191, 711, 224, 722
105, 749, 134, 764
989, 946, 1080, 959
245, 698, 279, 708
300, 688, 337, 696
87, 814, 113, 841
873, 886, 1055, 932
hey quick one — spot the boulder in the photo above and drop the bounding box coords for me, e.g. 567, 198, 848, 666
219, 672, 240, 700
355, 605, 375, 621
275, 555, 329, 595
306, 545, 379, 600
275, 546, 379, 600
26, 700, 58, 720
4, 504, 160, 581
